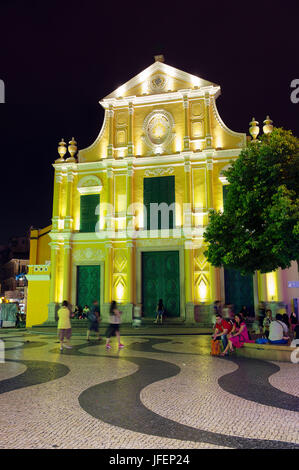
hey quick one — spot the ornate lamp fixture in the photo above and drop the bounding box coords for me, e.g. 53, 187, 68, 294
249, 118, 260, 141
249, 116, 274, 142
263, 115, 273, 135
66, 137, 77, 162
55, 138, 67, 162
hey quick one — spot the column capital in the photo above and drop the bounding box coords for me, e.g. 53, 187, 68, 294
108, 104, 114, 117
183, 137, 190, 150
55, 174, 63, 184
49, 242, 60, 250
66, 172, 74, 183
204, 92, 211, 106
107, 168, 113, 178
63, 216, 73, 232
107, 144, 113, 158
205, 136, 213, 149
181, 151, 192, 158
184, 161, 191, 172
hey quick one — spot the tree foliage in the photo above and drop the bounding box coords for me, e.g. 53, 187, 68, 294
204, 128, 299, 274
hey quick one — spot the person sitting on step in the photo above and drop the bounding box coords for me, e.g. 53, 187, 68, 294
212, 313, 233, 352
268, 313, 289, 345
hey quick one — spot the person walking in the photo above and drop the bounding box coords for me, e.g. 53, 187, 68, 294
258, 301, 266, 334
57, 300, 72, 351
105, 301, 124, 350
87, 300, 101, 341
290, 311, 298, 335
213, 300, 222, 316
240, 305, 249, 319
15, 308, 21, 328
282, 313, 290, 334
154, 299, 165, 324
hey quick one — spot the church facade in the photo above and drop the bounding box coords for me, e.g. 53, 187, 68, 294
26, 58, 298, 327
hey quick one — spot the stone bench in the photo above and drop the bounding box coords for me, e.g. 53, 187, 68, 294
235, 342, 299, 363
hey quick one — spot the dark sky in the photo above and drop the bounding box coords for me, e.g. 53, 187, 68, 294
0, 0, 298, 244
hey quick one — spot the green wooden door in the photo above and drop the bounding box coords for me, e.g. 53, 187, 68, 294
144, 175, 175, 230
222, 186, 254, 315
77, 265, 100, 308
224, 268, 254, 315
142, 251, 180, 318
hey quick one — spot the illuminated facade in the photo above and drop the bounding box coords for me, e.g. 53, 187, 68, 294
26, 58, 299, 326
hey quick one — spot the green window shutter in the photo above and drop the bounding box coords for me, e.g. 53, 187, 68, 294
80, 195, 100, 233
143, 178, 152, 230
144, 176, 175, 230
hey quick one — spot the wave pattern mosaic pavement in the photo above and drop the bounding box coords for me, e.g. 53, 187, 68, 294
0, 331, 298, 449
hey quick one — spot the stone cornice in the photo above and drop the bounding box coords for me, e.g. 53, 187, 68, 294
52, 148, 241, 174
100, 85, 220, 109
49, 232, 73, 242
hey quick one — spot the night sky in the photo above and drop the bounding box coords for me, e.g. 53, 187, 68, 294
0, 0, 298, 244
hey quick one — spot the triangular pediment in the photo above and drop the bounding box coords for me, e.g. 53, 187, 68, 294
103, 61, 219, 100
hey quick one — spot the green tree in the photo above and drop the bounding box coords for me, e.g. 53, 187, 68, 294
204, 128, 299, 274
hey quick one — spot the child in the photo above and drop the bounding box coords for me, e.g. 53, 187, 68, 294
57, 300, 72, 351
83, 305, 90, 319
263, 309, 272, 339
105, 301, 124, 350
154, 299, 164, 324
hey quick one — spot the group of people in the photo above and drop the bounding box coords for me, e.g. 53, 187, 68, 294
71, 305, 91, 320
212, 313, 254, 356
57, 296, 299, 354
56, 300, 124, 352
213, 303, 299, 355
213, 300, 250, 320
258, 304, 298, 341
262, 311, 299, 344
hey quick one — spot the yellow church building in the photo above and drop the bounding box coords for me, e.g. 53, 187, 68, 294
26, 57, 297, 327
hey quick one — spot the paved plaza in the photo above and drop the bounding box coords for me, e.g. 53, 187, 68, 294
0, 330, 298, 449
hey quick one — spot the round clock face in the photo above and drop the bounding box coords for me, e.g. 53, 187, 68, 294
147, 113, 170, 145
